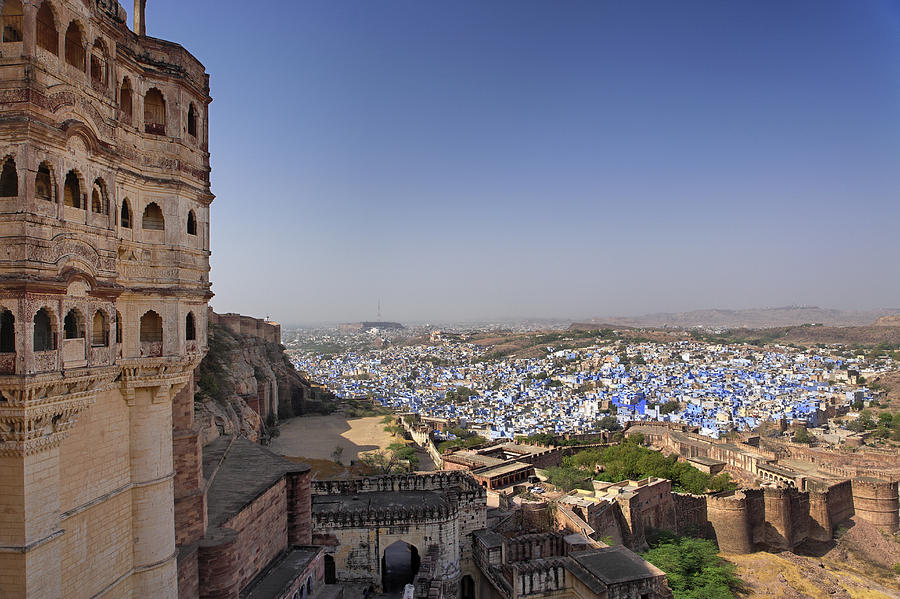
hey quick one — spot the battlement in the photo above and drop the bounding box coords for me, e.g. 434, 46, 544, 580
312, 470, 484, 497
209, 309, 281, 344
312, 493, 458, 527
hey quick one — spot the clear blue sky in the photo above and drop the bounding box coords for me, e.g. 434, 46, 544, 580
143, 1, 899, 325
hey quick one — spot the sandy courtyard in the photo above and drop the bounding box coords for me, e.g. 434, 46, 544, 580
269, 414, 395, 462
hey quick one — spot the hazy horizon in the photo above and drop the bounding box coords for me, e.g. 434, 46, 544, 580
145, 1, 899, 324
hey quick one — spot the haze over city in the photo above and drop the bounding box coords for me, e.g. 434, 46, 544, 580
147, 1, 898, 324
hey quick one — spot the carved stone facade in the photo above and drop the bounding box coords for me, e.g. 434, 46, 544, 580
311, 472, 488, 596
0, 1, 211, 597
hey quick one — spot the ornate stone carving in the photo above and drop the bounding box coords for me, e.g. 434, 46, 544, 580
0, 366, 120, 456
119, 356, 202, 406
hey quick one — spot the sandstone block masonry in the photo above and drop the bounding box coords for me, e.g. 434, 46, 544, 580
0, 1, 212, 597
311, 472, 487, 593
629, 423, 900, 535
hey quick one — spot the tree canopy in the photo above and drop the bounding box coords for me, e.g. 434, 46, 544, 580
642, 533, 740, 599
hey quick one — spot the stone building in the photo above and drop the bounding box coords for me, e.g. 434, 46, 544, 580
311, 472, 487, 596
0, 0, 213, 597
471, 530, 671, 599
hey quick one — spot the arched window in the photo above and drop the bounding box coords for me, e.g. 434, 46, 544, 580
35, 162, 55, 201
115, 311, 122, 344
0, 157, 17, 197
0, 309, 14, 353
91, 311, 108, 346
64, 171, 82, 208
187, 103, 198, 137
63, 309, 85, 339
120, 78, 133, 122
90, 39, 107, 88
33, 308, 56, 351
64, 21, 85, 70
144, 88, 166, 135
142, 202, 164, 230
121, 198, 132, 228
1, 0, 23, 43
185, 312, 196, 341
140, 310, 163, 343
187, 210, 197, 235
36, 2, 57, 55
91, 179, 107, 214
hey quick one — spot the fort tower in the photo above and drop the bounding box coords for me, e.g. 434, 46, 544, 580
0, 1, 211, 597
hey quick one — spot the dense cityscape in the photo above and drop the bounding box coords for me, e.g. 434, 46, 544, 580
288, 327, 886, 440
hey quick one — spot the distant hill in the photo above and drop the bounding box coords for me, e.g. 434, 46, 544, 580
583, 306, 900, 329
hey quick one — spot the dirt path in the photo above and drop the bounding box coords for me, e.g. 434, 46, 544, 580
270, 414, 395, 462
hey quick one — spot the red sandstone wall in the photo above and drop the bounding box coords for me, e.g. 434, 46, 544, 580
852, 479, 900, 532
808, 491, 832, 542
224, 479, 289, 590
178, 545, 200, 599
198, 529, 240, 599
673, 493, 709, 536
211, 310, 281, 345
287, 470, 312, 546
707, 492, 755, 554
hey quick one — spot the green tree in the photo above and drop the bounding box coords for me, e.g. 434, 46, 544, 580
642, 536, 740, 599
546, 466, 591, 492
596, 415, 621, 431
792, 428, 814, 444
660, 400, 681, 415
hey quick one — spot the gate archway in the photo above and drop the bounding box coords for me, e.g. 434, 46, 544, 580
381, 540, 420, 593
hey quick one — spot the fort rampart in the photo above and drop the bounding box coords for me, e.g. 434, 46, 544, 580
208, 309, 281, 345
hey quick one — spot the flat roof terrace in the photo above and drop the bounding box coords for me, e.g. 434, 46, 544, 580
240, 546, 322, 599
570, 546, 666, 585
312, 490, 449, 516
204, 436, 310, 529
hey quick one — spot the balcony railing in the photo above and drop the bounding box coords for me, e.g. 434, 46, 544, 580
140, 341, 163, 357
62, 338, 87, 368
0, 352, 15, 375
34, 350, 57, 372
90, 345, 111, 365
145, 122, 166, 136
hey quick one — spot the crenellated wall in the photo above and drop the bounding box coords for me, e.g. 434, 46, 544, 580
208, 310, 281, 345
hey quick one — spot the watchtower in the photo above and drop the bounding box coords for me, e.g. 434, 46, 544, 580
0, 1, 212, 597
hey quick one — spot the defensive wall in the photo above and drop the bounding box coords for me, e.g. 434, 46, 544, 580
400, 416, 445, 468
208, 309, 281, 345
627, 422, 900, 535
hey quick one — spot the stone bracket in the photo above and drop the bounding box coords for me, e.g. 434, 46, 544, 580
118, 356, 201, 407
0, 366, 120, 456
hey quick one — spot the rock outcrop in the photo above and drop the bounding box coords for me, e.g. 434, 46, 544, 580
194, 310, 334, 446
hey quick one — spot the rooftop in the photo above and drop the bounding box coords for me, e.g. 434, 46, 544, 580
240, 546, 321, 599
474, 460, 533, 478
311, 490, 449, 515
204, 436, 309, 528
571, 546, 666, 584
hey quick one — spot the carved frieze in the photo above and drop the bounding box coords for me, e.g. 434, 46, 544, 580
0, 366, 120, 456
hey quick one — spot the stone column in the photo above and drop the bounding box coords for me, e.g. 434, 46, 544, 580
127, 384, 178, 597
22, 1, 35, 58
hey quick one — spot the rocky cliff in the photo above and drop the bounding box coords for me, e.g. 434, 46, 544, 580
193, 313, 334, 446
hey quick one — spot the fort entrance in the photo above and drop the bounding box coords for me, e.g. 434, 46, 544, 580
381, 540, 420, 592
